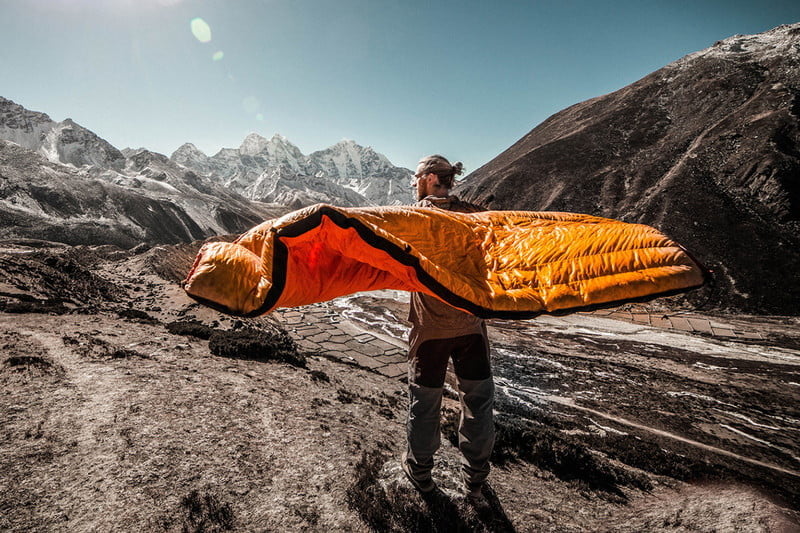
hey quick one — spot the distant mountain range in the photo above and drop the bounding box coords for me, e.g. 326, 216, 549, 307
172, 134, 412, 208
0, 96, 412, 247
456, 23, 800, 315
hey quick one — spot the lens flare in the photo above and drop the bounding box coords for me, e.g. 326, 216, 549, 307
190, 18, 212, 43
212, 50, 224, 61
256, 113, 265, 121
242, 96, 260, 113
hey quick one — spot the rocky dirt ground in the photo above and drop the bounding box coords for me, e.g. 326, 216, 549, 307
1, 238, 798, 532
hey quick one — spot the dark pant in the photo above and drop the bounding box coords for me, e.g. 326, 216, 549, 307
406, 334, 495, 485
411, 334, 492, 387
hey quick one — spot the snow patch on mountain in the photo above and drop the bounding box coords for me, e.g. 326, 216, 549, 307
0, 97, 124, 170
0, 95, 412, 243
674, 22, 800, 67
0, 99, 284, 248
172, 134, 413, 207
0, 97, 57, 157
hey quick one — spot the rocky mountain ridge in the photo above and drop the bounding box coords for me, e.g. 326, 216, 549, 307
171, 134, 413, 207
0, 97, 125, 170
456, 23, 800, 315
0, 140, 280, 248
0, 97, 412, 247
0, 97, 284, 247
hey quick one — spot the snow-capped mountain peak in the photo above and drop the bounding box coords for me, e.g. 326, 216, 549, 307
2, 96, 412, 209
0, 97, 124, 170
239, 133, 271, 156
170, 143, 211, 175
172, 132, 413, 206
0, 98, 284, 248
173, 142, 207, 158
0, 96, 57, 152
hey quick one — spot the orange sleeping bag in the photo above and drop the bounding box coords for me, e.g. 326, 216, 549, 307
183, 203, 707, 319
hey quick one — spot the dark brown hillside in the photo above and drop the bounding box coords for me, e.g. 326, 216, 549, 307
457, 24, 800, 315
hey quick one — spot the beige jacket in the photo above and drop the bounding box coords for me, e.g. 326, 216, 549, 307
408, 195, 486, 345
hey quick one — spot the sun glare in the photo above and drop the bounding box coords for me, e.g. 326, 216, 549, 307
190, 17, 212, 43
31, 0, 185, 11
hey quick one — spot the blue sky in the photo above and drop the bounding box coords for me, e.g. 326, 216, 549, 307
1, 0, 799, 174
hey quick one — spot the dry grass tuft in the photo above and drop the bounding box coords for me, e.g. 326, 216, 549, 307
309, 370, 330, 383
2, 355, 64, 378
442, 411, 651, 499
117, 308, 157, 323
208, 328, 305, 368
0, 299, 70, 314
583, 433, 719, 481
179, 488, 236, 533
166, 320, 215, 340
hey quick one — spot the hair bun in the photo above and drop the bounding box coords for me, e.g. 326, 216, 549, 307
452, 162, 464, 176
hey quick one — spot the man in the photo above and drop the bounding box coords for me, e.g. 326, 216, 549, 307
401, 154, 495, 499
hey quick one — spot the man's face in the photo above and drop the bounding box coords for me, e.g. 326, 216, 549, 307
413, 172, 448, 201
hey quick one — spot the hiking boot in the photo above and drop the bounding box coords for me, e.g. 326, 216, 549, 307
401, 452, 436, 493
465, 479, 492, 515
463, 472, 486, 501
465, 481, 484, 500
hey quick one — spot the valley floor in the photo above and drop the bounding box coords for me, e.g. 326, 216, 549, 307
1, 241, 798, 532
